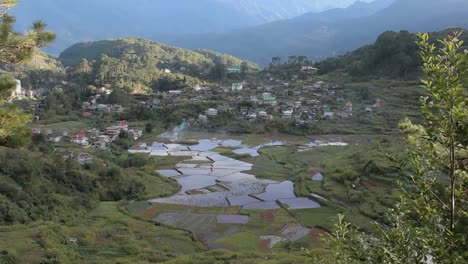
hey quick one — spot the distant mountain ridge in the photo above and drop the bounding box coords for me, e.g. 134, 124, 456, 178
11, 0, 367, 55
166, 0, 468, 64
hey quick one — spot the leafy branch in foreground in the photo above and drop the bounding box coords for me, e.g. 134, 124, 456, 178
324, 32, 468, 264
0, 0, 55, 147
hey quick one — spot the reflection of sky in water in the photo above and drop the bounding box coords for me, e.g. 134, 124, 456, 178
150, 192, 229, 207
217, 214, 249, 224
157, 169, 181, 177
220, 139, 243, 147
255, 181, 296, 201
219, 172, 256, 182
190, 139, 221, 151
177, 175, 218, 192
311, 173, 323, 181
220, 180, 270, 196
145, 138, 323, 210
227, 195, 261, 206
279, 198, 321, 209
242, 201, 281, 209
233, 147, 260, 156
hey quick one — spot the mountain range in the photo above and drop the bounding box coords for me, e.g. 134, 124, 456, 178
167, 0, 468, 64
11, 0, 468, 65
11, 0, 368, 55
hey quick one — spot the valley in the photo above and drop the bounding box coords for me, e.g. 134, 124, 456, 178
0, 33, 422, 262
0, 1, 466, 262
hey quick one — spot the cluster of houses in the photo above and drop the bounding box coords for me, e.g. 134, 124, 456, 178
32, 120, 143, 150
70, 120, 143, 149
134, 78, 364, 127
82, 100, 125, 116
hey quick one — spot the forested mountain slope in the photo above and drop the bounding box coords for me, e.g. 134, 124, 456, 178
315, 28, 468, 79
59, 38, 254, 91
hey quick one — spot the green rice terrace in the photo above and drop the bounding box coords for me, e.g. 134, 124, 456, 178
124, 130, 401, 253
0, 127, 403, 263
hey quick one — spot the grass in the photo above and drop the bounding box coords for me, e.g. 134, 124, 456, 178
0, 224, 47, 263
214, 232, 259, 251
32, 120, 89, 132
125, 167, 179, 199
0, 202, 206, 264
318, 79, 424, 134
293, 207, 338, 229
71, 202, 205, 263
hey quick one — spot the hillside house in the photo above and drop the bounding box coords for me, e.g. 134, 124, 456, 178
168, 90, 182, 96
314, 81, 325, 90
198, 114, 208, 123
301, 66, 318, 73
374, 98, 382, 108
106, 127, 122, 141
258, 111, 269, 120
47, 133, 63, 143
93, 138, 108, 150
240, 106, 249, 114
227, 66, 241, 74
246, 113, 257, 120
128, 127, 143, 140
87, 128, 101, 136
206, 108, 218, 117
82, 111, 92, 117
323, 111, 334, 119
75, 153, 94, 164
148, 98, 161, 108
96, 104, 110, 112
193, 84, 202, 91
232, 83, 243, 92
338, 112, 351, 119
116, 120, 129, 129
71, 132, 89, 146
345, 101, 353, 113
62, 151, 75, 159
111, 104, 125, 113
261, 93, 278, 106
282, 110, 293, 119
217, 104, 229, 112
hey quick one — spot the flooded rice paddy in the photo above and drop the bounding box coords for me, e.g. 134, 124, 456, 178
130, 134, 350, 249
137, 138, 322, 209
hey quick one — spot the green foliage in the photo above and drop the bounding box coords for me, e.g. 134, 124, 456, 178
0, 250, 16, 264
0, 1, 55, 147
316, 29, 468, 80
326, 32, 468, 264
59, 38, 257, 91
0, 148, 98, 225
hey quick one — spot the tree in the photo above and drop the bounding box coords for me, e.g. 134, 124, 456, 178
240, 61, 248, 75
271, 56, 281, 66
145, 122, 154, 134
288, 56, 298, 64
209, 62, 227, 81
297, 55, 309, 65
0, 0, 55, 147
326, 32, 468, 264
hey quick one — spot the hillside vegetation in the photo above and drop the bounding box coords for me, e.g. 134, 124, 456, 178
59, 38, 254, 91
315, 29, 468, 80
